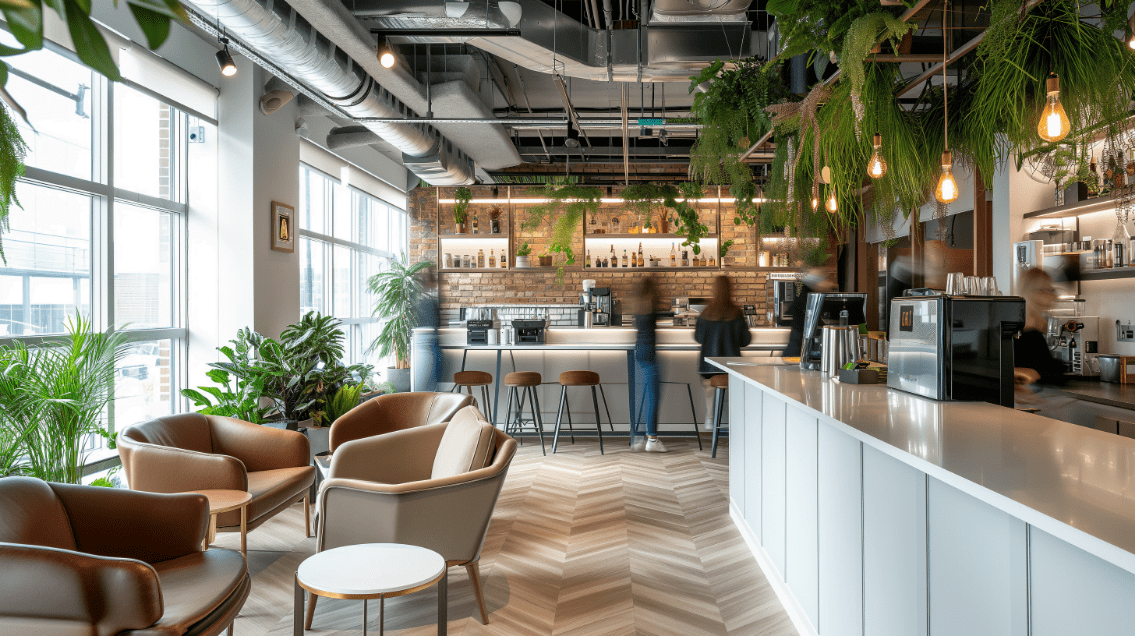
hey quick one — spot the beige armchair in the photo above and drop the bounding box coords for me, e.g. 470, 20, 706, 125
118, 413, 316, 538
312, 405, 516, 627
328, 391, 474, 452
0, 476, 250, 636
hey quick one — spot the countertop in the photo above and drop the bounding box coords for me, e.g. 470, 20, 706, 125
1048, 379, 1135, 411
709, 357, 1135, 575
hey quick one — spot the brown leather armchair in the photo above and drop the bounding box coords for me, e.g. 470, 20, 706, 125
311, 406, 516, 627
0, 476, 250, 636
328, 391, 474, 452
118, 413, 316, 539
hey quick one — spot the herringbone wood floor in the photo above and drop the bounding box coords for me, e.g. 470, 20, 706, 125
217, 437, 797, 636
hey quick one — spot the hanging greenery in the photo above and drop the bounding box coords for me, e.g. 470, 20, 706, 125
621, 183, 678, 229
665, 182, 714, 255
520, 182, 601, 285
0, 103, 27, 264
766, 0, 912, 62
839, 11, 916, 130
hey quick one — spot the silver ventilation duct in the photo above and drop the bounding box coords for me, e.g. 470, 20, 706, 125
191, 0, 476, 185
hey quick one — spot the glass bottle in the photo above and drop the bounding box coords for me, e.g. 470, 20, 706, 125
610, 244, 616, 267
612, 216, 622, 234
589, 215, 597, 235
488, 249, 496, 268
477, 248, 484, 268
622, 249, 629, 268
472, 211, 479, 234
500, 253, 507, 268
670, 243, 677, 267
585, 249, 591, 267
638, 243, 644, 267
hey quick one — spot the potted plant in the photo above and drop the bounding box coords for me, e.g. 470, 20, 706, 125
454, 187, 471, 234
367, 254, 433, 393
538, 252, 553, 267
515, 242, 532, 268
0, 313, 127, 484
520, 181, 601, 284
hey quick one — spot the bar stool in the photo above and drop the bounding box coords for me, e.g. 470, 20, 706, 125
452, 371, 493, 417
632, 381, 703, 450
710, 374, 729, 458
503, 371, 546, 455
552, 371, 609, 455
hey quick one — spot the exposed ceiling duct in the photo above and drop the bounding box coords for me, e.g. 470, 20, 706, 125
190, 0, 483, 184
358, 0, 753, 82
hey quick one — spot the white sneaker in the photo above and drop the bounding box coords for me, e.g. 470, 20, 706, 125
631, 438, 646, 452
644, 438, 669, 453
703, 419, 715, 431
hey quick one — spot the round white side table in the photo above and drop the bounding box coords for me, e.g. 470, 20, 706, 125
294, 543, 447, 636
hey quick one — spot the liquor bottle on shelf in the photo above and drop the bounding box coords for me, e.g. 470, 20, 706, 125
500, 253, 507, 268
670, 243, 677, 267
681, 251, 689, 267
622, 250, 629, 268
489, 249, 496, 268
472, 212, 479, 234
585, 250, 591, 267
629, 248, 636, 268
638, 242, 644, 267
477, 248, 485, 268
610, 244, 616, 267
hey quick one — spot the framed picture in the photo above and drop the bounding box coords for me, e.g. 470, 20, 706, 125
271, 201, 295, 253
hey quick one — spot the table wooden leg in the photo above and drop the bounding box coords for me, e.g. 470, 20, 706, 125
240, 505, 247, 556
304, 594, 318, 629
437, 568, 447, 635
204, 513, 217, 550
303, 494, 311, 538
294, 575, 303, 636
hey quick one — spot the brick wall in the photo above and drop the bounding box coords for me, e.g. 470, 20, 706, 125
409, 186, 793, 326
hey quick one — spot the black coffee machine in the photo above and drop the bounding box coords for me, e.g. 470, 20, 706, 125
513, 319, 547, 344
578, 287, 621, 327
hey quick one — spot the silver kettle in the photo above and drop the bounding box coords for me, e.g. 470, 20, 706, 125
821, 325, 862, 377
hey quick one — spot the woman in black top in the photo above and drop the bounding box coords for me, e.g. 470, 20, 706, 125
695, 276, 752, 427
1014, 267, 1066, 387
633, 277, 666, 452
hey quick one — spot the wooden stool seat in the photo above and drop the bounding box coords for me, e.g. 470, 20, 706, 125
504, 371, 542, 387
559, 370, 600, 386
453, 371, 493, 387
710, 374, 729, 388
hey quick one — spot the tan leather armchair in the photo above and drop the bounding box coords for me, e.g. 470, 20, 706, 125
0, 476, 250, 636
329, 391, 475, 452
312, 406, 516, 627
118, 413, 316, 538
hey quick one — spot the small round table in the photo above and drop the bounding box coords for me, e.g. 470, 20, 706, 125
189, 489, 252, 556
294, 543, 447, 636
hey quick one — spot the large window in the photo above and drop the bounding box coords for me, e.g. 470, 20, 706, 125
299, 165, 406, 369
1, 40, 208, 459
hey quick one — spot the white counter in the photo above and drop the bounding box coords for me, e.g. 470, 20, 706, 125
711, 357, 1135, 636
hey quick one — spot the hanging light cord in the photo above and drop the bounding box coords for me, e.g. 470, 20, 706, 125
942, 0, 948, 152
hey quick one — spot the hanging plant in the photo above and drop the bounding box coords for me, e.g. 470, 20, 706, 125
621, 183, 677, 230
521, 182, 600, 285
766, 0, 909, 63
665, 182, 712, 255
0, 104, 27, 264
839, 11, 916, 132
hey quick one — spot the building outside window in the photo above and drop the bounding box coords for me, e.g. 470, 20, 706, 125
298, 164, 407, 373
1, 38, 210, 465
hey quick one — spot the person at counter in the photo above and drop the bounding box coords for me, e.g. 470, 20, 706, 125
1014, 268, 1076, 415
782, 268, 837, 359
695, 276, 752, 428
633, 276, 667, 453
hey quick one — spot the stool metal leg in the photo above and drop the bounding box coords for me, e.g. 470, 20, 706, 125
565, 399, 575, 443
481, 386, 492, 422
711, 387, 726, 458
529, 387, 547, 456
591, 386, 605, 455
686, 383, 704, 450
503, 387, 516, 435
552, 386, 568, 453
514, 387, 529, 446
597, 384, 615, 431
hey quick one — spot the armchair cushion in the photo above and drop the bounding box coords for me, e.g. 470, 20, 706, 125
215, 465, 315, 529
141, 550, 249, 636
431, 406, 496, 479
124, 413, 213, 454
0, 477, 77, 550
329, 392, 474, 452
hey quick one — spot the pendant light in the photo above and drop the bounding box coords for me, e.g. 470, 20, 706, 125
1128, 14, 1135, 49
935, 6, 958, 204
378, 37, 396, 68
811, 196, 819, 211
216, 37, 237, 77
868, 132, 887, 179
1037, 72, 1071, 143
825, 189, 838, 213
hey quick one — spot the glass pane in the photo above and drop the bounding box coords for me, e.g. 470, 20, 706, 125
390, 210, 406, 256
0, 182, 91, 335
332, 183, 352, 241
115, 338, 175, 430
6, 46, 95, 180
371, 201, 389, 252
299, 237, 325, 314
356, 251, 380, 318
333, 244, 351, 318
300, 167, 326, 234
114, 202, 173, 329
115, 85, 180, 201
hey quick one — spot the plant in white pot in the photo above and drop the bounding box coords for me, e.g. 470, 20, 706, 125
367, 254, 433, 392
515, 242, 532, 268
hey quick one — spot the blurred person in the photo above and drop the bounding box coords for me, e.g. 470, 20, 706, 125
783, 267, 837, 359
695, 276, 752, 429
632, 276, 666, 452
417, 266, 442, 392
1014, 268, 1075, 416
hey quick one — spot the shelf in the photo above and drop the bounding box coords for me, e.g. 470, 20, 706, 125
584, 266, 721, 271
440, 268, 511, 273
725, 267, 804, 273
1081, 267, 1135, 281
1022, 197, 1116, 219
585, 233, 718, 240
439, 234, 509, 239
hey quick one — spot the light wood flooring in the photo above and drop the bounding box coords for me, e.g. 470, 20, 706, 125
216, 437, 798, 636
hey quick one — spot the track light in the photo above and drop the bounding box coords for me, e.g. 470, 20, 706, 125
216, 38, 237, 77
378, 38, 395, 69
564, 122, 581, 148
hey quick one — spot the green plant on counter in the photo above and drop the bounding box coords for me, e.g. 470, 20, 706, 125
621, 183, 678, 231
453, 187, 472, 227
368, 254, 432, 370
665, 182, 712, 255
0, 314, 127, 484
521, 182, 601, 285
516, 242, 532, 257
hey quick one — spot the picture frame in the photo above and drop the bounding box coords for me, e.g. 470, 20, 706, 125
271, 201, 295, 253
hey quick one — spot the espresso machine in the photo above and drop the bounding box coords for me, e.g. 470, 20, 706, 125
591, 287, 621, 326
1047, 316, 1100, 376
799, 293, 868, 370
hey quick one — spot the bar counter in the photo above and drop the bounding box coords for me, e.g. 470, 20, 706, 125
709, 357, 1135, 636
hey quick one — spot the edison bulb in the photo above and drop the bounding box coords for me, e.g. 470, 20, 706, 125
826, 192, 838, 213
1037, 74, 1070, 143
868, 132, 887, 179
811, 196, 819, 210
935, 151, 959, 204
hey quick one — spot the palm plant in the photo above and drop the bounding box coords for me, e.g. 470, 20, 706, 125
367, 254, 432, 369
0, 314, 127, 484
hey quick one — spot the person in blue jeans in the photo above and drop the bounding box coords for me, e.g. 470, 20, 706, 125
633, 276, 667, 452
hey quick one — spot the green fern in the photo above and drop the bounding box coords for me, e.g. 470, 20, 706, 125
0, 103, 27, 265
520, 183, 600, 285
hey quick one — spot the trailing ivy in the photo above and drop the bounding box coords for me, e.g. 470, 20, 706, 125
621, 183, 678, 229
520, 182, 601, 285
665, 182, 712, 255
0, 103, 27, 264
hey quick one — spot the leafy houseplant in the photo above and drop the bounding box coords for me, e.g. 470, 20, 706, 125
180, 333, 271, 425
622, 183, 678, 234
521, 182, 601, 285
0, 314, 127, 484
665, 182, 712, 255
515, 242, 532, 268
367, 254, 433, 392
325, 383, 365, 424
454, 187, 471, 233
